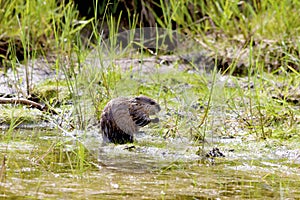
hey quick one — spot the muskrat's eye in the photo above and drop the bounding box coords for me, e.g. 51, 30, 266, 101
149, 101, 156, 105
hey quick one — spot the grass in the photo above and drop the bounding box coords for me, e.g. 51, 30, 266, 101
0, 0, 299, 150
0, 0, 300, 198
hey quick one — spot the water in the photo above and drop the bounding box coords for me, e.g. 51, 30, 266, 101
0, 129, 299, 199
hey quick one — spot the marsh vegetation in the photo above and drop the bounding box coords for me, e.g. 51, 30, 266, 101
0, 0, 299, 199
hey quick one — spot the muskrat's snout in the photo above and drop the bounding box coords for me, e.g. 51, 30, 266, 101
151, 117, 159, 123
149, 103, 161, 115
156, 104, 161, 112
150, 104, 161, 123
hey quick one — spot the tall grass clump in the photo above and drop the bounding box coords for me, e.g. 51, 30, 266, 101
155, 0, 300, 73
0, 0, 91, 100
0, 0, 92, 173
156, 0, 300, 141
1, 0, 58, 63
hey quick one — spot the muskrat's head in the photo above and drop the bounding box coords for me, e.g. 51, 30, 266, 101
130, 96, 161, 115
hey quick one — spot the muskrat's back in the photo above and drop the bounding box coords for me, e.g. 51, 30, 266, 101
100, 96, 160, 144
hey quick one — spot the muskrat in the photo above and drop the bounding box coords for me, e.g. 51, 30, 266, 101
100, 96, 161, 144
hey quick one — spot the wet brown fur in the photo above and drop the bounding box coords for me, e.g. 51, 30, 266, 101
100, 96, 161, 144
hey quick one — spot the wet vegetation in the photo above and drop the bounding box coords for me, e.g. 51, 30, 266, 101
0, 0, 300, 199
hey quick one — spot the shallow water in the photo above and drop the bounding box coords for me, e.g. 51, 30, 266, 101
0, 129, 299, 199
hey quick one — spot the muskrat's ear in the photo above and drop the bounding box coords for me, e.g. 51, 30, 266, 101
131, 97, 141, 104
